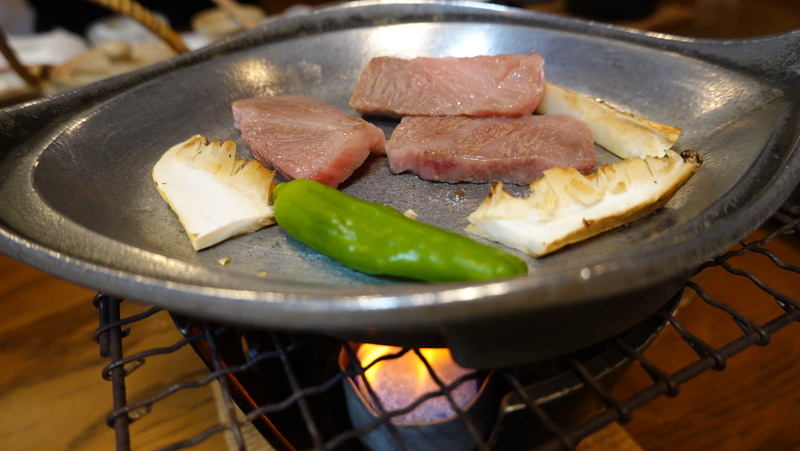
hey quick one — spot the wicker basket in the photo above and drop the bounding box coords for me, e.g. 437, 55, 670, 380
0, 0, 191, 103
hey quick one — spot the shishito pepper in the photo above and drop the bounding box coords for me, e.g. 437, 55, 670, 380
272, 179, 528, 282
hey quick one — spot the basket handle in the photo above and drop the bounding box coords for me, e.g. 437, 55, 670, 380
86, 0, 190, 54
0, 25, 44, 89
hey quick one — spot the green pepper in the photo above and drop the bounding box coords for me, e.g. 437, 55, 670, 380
272, 179, 528, 282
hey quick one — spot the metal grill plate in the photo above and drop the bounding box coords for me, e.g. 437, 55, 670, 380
2, 1, 799, 366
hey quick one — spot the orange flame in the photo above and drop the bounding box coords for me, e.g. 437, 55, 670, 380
355, 344, 477, 424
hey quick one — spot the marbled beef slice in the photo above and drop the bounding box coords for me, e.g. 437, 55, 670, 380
233, 95, 385, 188
349, 53, 545, 118
385, 114, 596, 184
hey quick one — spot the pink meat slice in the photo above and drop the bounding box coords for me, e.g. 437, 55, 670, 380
349, 53, 545, 118
232, 95, 386, 188
385, 114, 596, 184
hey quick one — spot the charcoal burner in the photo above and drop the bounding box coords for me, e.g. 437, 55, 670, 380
338, 345, 495, 451
94, 218, 800, 450
95, 287, 677, 450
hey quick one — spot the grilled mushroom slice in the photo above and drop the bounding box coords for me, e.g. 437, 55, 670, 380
152, 134, 276, 251
465, 149, 702, 257
536, 82, 682, 159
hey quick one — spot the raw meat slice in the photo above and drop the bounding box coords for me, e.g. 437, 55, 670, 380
233, 95, 386, 188
385, 114, 596, 184
349, 53, 545, 118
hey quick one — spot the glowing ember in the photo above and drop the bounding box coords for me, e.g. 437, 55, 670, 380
355, 344, 478, 424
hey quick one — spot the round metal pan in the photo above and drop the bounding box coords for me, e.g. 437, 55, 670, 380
1, 1, 799, 368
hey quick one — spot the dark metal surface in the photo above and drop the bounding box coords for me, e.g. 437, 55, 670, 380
4, 1, 800, 366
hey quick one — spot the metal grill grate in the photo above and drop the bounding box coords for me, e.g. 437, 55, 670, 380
94, 217, 800, 451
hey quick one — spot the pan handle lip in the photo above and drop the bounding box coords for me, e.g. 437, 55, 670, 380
511, 5, 800, 85
458, 0, 800, 86
645, 29, 800, 83
330, 1, 800, 87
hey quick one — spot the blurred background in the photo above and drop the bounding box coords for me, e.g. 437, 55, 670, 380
2, 0, 800, 107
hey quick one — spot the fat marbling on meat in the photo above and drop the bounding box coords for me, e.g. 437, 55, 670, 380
385, 114, 596, 184
232, 95, 386, 188
349, 53, 545, 118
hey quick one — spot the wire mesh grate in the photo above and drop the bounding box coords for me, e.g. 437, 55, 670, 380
94, 217, 800, 451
